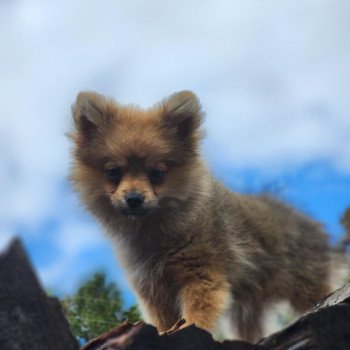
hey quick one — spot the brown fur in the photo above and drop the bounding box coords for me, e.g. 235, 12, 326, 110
69, 90, 333, 342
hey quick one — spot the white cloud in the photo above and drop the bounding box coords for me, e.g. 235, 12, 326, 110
37, 219, 106, 292
54, 221, 104, 257
0, 232, 15, 252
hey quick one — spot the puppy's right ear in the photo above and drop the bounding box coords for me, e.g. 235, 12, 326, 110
72, 91, 109, 140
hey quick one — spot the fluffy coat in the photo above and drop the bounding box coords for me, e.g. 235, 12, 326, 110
69, 90, 332, 342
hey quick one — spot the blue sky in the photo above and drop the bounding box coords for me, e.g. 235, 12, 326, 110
0, 0, 350, 308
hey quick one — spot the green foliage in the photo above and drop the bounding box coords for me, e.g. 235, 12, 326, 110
60, 272, 140, 341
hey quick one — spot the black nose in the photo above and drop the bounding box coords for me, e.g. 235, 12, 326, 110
125, 192, 145, 209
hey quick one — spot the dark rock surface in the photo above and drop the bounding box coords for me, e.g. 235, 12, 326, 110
0, 239, 79, 350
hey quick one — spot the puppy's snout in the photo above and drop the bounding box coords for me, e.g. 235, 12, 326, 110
125, 192, 145, 209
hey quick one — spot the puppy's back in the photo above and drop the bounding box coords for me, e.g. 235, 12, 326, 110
212, 182, 331, 308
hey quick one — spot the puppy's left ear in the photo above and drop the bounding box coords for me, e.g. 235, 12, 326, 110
162, 91, 203, 139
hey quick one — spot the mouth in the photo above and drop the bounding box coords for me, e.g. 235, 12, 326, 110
120, 208, 151, 218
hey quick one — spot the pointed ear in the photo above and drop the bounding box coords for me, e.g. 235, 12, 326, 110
72, 91, 109, 140
162, 91, 203, 140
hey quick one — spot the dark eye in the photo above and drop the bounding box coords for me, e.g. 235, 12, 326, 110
149, 169, 165, 185
106, 167, 123, 183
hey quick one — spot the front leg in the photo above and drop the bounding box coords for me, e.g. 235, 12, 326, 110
137, 282, 181, 333
179, 268, 231, 332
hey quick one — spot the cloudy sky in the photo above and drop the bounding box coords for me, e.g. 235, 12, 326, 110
0, 0, 349, 306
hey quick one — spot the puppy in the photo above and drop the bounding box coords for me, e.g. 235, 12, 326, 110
69, 90, 333, 342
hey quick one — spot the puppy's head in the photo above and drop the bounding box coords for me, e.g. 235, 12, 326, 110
69, 90, 204, 220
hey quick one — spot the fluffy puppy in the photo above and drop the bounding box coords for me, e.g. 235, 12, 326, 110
69, 90, 333, 342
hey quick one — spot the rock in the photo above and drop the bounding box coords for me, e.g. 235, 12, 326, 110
0, 238, 79, 350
